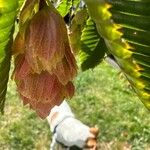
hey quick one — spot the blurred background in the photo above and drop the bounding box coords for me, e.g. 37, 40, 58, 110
1, 61, 150, 150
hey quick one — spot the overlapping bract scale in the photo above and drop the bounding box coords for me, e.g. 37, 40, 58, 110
13, 3, 77, 118
25, 6, 68, 73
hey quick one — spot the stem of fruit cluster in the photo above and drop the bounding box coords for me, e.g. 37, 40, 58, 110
39, 0, 47, 10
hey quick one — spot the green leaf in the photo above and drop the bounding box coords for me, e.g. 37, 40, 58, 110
0, 0, 18, 113
84, 0, 150, 109
55, 0, 80, 17
56, 0, 72, 17
19, 0, 25, 8
80, 18, 107, 71
69, 8, 88, 54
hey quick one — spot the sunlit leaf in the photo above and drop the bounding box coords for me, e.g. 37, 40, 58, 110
80, 18, 107, 71
0, 0, 18, 113
84, 0, 150, 109
69, 8, 88, 54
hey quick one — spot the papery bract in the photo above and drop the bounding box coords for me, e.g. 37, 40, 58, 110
13, 1, 77, 119
25, 5, 69, 74
17, 71, 74, 118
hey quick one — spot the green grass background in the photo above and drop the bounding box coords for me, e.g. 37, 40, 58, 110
1, 61, 150, 150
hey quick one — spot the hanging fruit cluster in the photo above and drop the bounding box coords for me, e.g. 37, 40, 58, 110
12, 0, 77, 118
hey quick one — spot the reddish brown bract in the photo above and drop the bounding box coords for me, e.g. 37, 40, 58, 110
13, 4, 77, 118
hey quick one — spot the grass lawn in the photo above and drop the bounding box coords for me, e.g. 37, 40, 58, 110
0, 61, 150, 150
